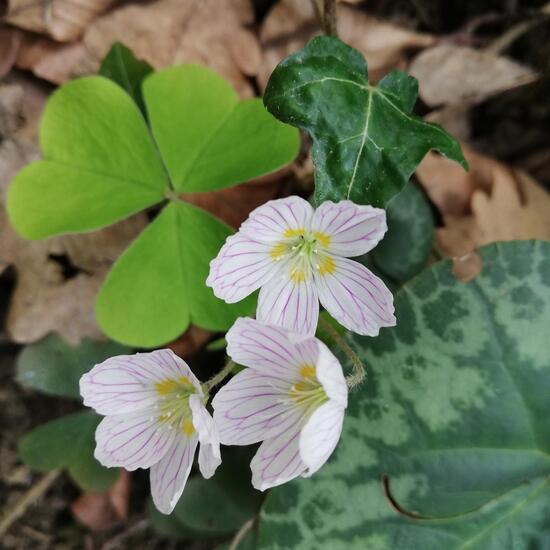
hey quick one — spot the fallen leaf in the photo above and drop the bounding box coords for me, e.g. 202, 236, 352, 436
258, 0, 434, 89
0, 79, 147, 345
409, 44, 537, 107
417, 146, 550, 257
167, 325, 212, 358
15, 0, 261, 97
5, 0, 118, 42
0, 25, 22, 79
71, 470, 130, 532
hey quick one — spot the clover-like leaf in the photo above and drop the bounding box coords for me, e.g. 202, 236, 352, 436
7, 64, 299, 346
16, 334, 129, 399
259, 241, 550, 549
143, 65, 300, 192
96, 202, 255, 346
7, 76, 167, 239
19, 411, 118, 491
99, 42, 153, 114
264, 36, 467, 206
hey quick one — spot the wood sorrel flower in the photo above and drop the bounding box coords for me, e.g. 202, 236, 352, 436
79, 350, 220, 514
207, 196, 395, 336
212, 317, 347, 490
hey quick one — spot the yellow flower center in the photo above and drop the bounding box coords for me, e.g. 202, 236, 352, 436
155, 376, 197, 436
288, 364, 328, 413
270, 228, 336, 283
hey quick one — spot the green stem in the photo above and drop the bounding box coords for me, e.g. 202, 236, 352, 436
318, 316, 365, 389
204, 359, 236, 393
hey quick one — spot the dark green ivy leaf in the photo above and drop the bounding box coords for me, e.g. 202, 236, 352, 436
99, 42, 153, 114
264, 36, 467, 207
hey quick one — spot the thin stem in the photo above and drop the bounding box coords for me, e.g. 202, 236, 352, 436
229, 517, 255, 550
318, 317, 365, 389
204, 359, 236, 393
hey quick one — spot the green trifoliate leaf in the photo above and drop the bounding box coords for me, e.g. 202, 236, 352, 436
7, 76, 167, 239
16, 334, 129, 399
372, 182, 434, 282
96, 201, 255, 347
143, 65, 299, 192
259, 241, 550, 549
99, 42, 153, 114
7, 64, 298, 346
19, 411, 118, 491
264, 36, 467, 207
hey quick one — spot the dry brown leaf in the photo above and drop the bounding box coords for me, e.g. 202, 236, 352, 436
0, 79, 147, 345
71, 470, 130, 532
167, 325, 212, 358
452, 250, 483, 282
416, 146, 550, 258
258, 0, 434, 89
15, 0, 261, 97
5, 0, 117, 42
0, 26, 22, 79
409, 44, 537, 107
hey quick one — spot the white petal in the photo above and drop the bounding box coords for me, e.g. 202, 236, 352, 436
225, 317, 306, 377
212, 369, 301, 446
189, 395, 221, 479
315, 342, 348, 408
257, 276, 319, 337
239, 196, 314, 242
150, 435, 198, 514
311, 200, 387, 257
94, 409, 177, 470
300, 400, 345, 477
315, 257, 395, 336
251, 422, 307, 491
80, 349, 202, 416
206, 234, 277, 303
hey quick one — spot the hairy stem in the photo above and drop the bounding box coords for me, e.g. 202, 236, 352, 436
204, 359, 236, 393
318, 316, 365, 389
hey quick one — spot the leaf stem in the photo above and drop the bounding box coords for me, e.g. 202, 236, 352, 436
311, 0, 338, 36
318, 316, 365, 389
229, 517, 255, 550
204, 359, 236, 393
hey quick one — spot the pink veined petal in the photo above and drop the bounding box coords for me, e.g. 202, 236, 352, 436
315, 257, 395, 336
206, 234, 279, 303
189, 395, 221, 479
257, 276, 319, 337
212, 369, 301, 446
239, 196, 314, 243
150, 434, 198, 514
299, 400, 345, 477
225, 317, 305, 377
315, 342, 348, 408
250, 421, 307, 491
311, 200, 387, 257
94, 409, 177, 471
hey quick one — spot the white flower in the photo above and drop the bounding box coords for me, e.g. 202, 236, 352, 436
212, 317, 347, 490
207, 196, 396, 336
79, 349, 220, 514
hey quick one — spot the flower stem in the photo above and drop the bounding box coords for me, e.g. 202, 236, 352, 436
204, 359, 236, 393
318, 316, 365, 389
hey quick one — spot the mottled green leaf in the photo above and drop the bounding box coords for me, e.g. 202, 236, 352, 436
7, 77, 167, 239
96, 201, 255, 347
259, 241, 550, 549
372, 182, 434, 282
16, 334, 129, 399
19, 411, 118, 491
144, 65, 299, 192
99, 42, 153, 114
264, 36, 467, 207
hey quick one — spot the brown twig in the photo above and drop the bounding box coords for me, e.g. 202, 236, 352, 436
0, 470, 61, 537
323, 0, 338, 36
